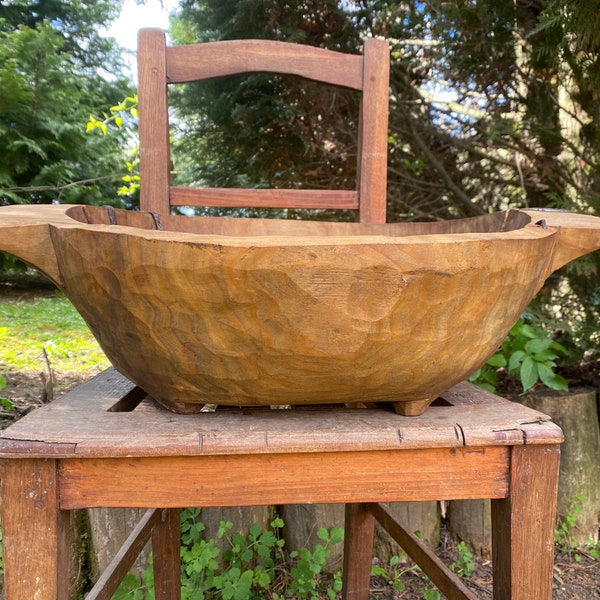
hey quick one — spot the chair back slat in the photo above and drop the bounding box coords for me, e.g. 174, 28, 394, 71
167, 40, 364, 89
169, 188, 359, 211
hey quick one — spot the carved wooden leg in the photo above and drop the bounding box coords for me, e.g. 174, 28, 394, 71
152, 508, 181, 600
391, 398, 432, 416
491, 444, 560, 600
341, 503, 375, 600
1, 458, 70, 600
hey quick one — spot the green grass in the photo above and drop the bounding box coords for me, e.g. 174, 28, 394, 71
0, 293, 109, 373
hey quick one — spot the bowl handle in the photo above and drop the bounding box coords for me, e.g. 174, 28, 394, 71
0, 205, 70, 287
524, 209, 600, 272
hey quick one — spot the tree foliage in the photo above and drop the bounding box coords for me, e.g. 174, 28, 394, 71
0, 2, 134, 206
0, 0, 124, 71
168, 0, 369, 219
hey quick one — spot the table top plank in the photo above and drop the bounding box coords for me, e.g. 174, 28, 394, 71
0, 369, 563, 458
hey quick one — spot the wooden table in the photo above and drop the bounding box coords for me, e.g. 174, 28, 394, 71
0, 368, 562, 599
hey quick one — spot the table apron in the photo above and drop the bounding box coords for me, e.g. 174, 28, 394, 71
57, 446, 510, 509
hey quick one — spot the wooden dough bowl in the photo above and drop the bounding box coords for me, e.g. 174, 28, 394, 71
2, 204, 600, 415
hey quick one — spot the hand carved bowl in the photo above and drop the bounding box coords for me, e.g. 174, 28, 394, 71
2, 204, 600, 415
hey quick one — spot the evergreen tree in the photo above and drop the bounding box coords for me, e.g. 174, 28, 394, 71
0, 1, 134, 206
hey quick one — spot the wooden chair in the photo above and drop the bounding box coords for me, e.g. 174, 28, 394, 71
137, 28, 390, 223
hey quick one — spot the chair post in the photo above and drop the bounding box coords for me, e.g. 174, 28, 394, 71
138, 28, 171, 214
491, 444, 561, 599
358, 37, 389, 224
341, 503, 375, 600
1, 458, 71, 599
152, 508, 182, 600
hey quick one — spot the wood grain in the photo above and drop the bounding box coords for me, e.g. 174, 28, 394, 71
0, 459, 70, 599
0, 370, 563, 600
166, 39, 364, 89
341, 504, 375, 600
491, 444, 561, 599
56, 447, 510, 509
169, 186, 360, 210
0, 369, 563, 458
85, 508, 162, 600
152, 509, 182, 600
367, 502, 477, 600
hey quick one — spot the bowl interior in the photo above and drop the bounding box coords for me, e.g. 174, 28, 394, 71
66, 204, 531, 239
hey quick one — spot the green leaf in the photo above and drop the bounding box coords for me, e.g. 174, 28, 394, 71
508, 350, 526, 372
525, 338, 552, 354
255, 569, 272, 588
518, 323, 538, 339
531, 350, 559, 362
270, 517, 284, 529
486, 353, 507, 368
537, 363, 569, 391
329, 526, 344, 545
316, 527, 329, 542
248, 522, 261, 539
217, 520, 233, 538
240, 546, 253, 563
520, 356, 538, 391
371, 565, 387, 577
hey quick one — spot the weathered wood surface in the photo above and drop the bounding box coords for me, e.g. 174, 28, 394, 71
341, 504, 375, 600
0, 369, 563, 459
85, 508, 161, 600
0, 370, 563, 512
449, 389, 600, 554
491, 444, 561, 599
367, 502, 477, 600
55, 447, 509, 510
151, 509, 181, 600
2, 206, 600, 416
447, 499, 492, 558
198, 505, 271, 566
137, 29, 389, 223
0, 459, 71, 600
87, 507, 151, 583
280, 504, 346, 570
372, 501, 440, 563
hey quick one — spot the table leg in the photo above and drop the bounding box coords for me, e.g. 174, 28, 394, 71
1, 458, 70, 600
341, 502, 375, 600
152, 508, 181, 600
491, 444, 560, 600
